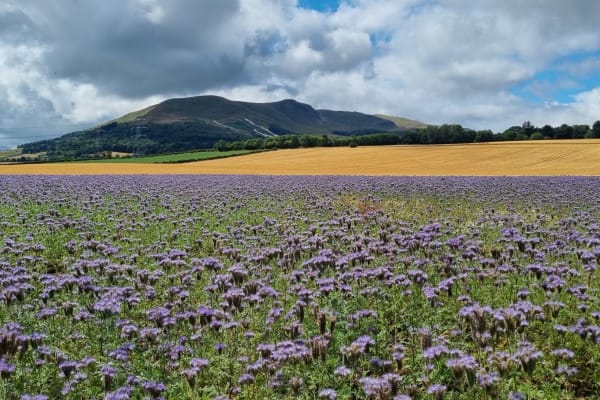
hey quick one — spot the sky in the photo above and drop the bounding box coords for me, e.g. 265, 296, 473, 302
1, 0, 600, 148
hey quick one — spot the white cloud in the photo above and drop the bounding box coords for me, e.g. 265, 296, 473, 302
0, 40, 164, 147
134, 0, 165, 24
0, 42, 149, 124
559, 87, 600, 125
326, 28, 372, 67
280, 40, 325, 77
1, 0, 600, 148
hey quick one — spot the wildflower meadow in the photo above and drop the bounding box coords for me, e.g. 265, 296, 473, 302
0, 175, 599, 399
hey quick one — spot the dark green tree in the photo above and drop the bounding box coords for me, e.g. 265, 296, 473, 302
474, 130, 494, 142
521, 121, 534, 138
540, 125, 554, 139
214, 140, 230, 151
530, 132, 544, 140
592, 120, 600, 138
502, 126, 521, 141
572, 125, 590, 139
553, 124, 573, 139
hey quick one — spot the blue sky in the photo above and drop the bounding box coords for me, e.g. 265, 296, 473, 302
299, 0, 341, 12
511, 50, 600, 105
1, 0, 600, 148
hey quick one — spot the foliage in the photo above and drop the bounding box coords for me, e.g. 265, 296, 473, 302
216, 121, 600, 152
215, 133, 405, 151
18, 121, 253, 160
591, 121, 600, 138
502, 121, 600, 141
0, 176, 599, 399
75, 150, 257, 163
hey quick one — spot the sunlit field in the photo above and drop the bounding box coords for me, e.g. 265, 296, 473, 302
0, 140, 599, 175
1, 176, 600, 399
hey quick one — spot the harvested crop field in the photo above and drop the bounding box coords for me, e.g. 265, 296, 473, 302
0, 140, 599, 175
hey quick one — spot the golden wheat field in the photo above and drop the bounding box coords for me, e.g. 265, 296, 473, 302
1, 140, 599, 175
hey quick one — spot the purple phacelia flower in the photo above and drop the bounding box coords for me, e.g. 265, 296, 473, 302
514, 343, 542, 374
190, 358, 209, 369
142, 381, 167, 397
36, 307, 57, 319
104, 386, 133, 400
556, 364, 578, 376
426, 383, 447, 399
359, 376, 393, 398
508, 392, 526, 400
551, 348, 574, 359
0, 358, 15, 378
423, 345, 449, 360
238, 373, 255, 385
446, 354, 479, 374
58, 360, 77, 378
334, 365, 352, 377
476, 371, 499, 388
341, 335, 375, 361
318, 388, 337, 399
93, 297, 122, 316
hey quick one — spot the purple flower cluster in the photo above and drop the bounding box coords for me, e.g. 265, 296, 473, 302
0, 175, 598, 398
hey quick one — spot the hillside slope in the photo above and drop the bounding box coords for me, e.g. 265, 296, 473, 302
376, 114, 428, 130
20, 96, 421, 159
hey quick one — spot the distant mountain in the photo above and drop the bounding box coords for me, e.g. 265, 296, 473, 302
20, 95, 425, 158
375, 114, 427, 130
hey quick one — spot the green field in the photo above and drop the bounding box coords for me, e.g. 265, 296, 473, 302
77, 150, 257, 163
0, 148, 22, 160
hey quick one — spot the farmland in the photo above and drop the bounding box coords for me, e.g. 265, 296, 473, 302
0, 140, 599, 175
1, 175, 600, 399
75, 150, 257, 164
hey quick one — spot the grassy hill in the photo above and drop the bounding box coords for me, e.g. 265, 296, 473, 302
19, 96, 421, 160
114, 96, 404, 134
376, 114, 428, 130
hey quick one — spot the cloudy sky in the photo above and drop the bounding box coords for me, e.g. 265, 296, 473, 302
1, 0, 600, 148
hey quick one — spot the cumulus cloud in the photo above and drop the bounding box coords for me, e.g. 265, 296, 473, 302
1, 0, 600, 148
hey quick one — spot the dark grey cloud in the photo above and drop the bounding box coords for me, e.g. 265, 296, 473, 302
0, 85, 83, 149
0, 8, 38, 43
12, 0, 372, 98
19, 0, 247, 97
244, 30, 287, 59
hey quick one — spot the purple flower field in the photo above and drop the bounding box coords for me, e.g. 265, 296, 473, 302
0, 175, 599, 399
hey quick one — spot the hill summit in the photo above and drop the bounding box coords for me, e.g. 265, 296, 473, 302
20, 95, 425, 158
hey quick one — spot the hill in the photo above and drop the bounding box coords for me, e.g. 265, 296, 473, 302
19, 96, 423, 160
375, 114, 428, 130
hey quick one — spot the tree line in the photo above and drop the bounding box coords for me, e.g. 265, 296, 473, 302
501, 120, 600, 141
214, 120, 600, 151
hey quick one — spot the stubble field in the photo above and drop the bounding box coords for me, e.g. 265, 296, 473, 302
0, 140, 598, 175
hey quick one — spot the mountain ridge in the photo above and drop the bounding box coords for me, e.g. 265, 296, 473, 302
20, 95, 425, 158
